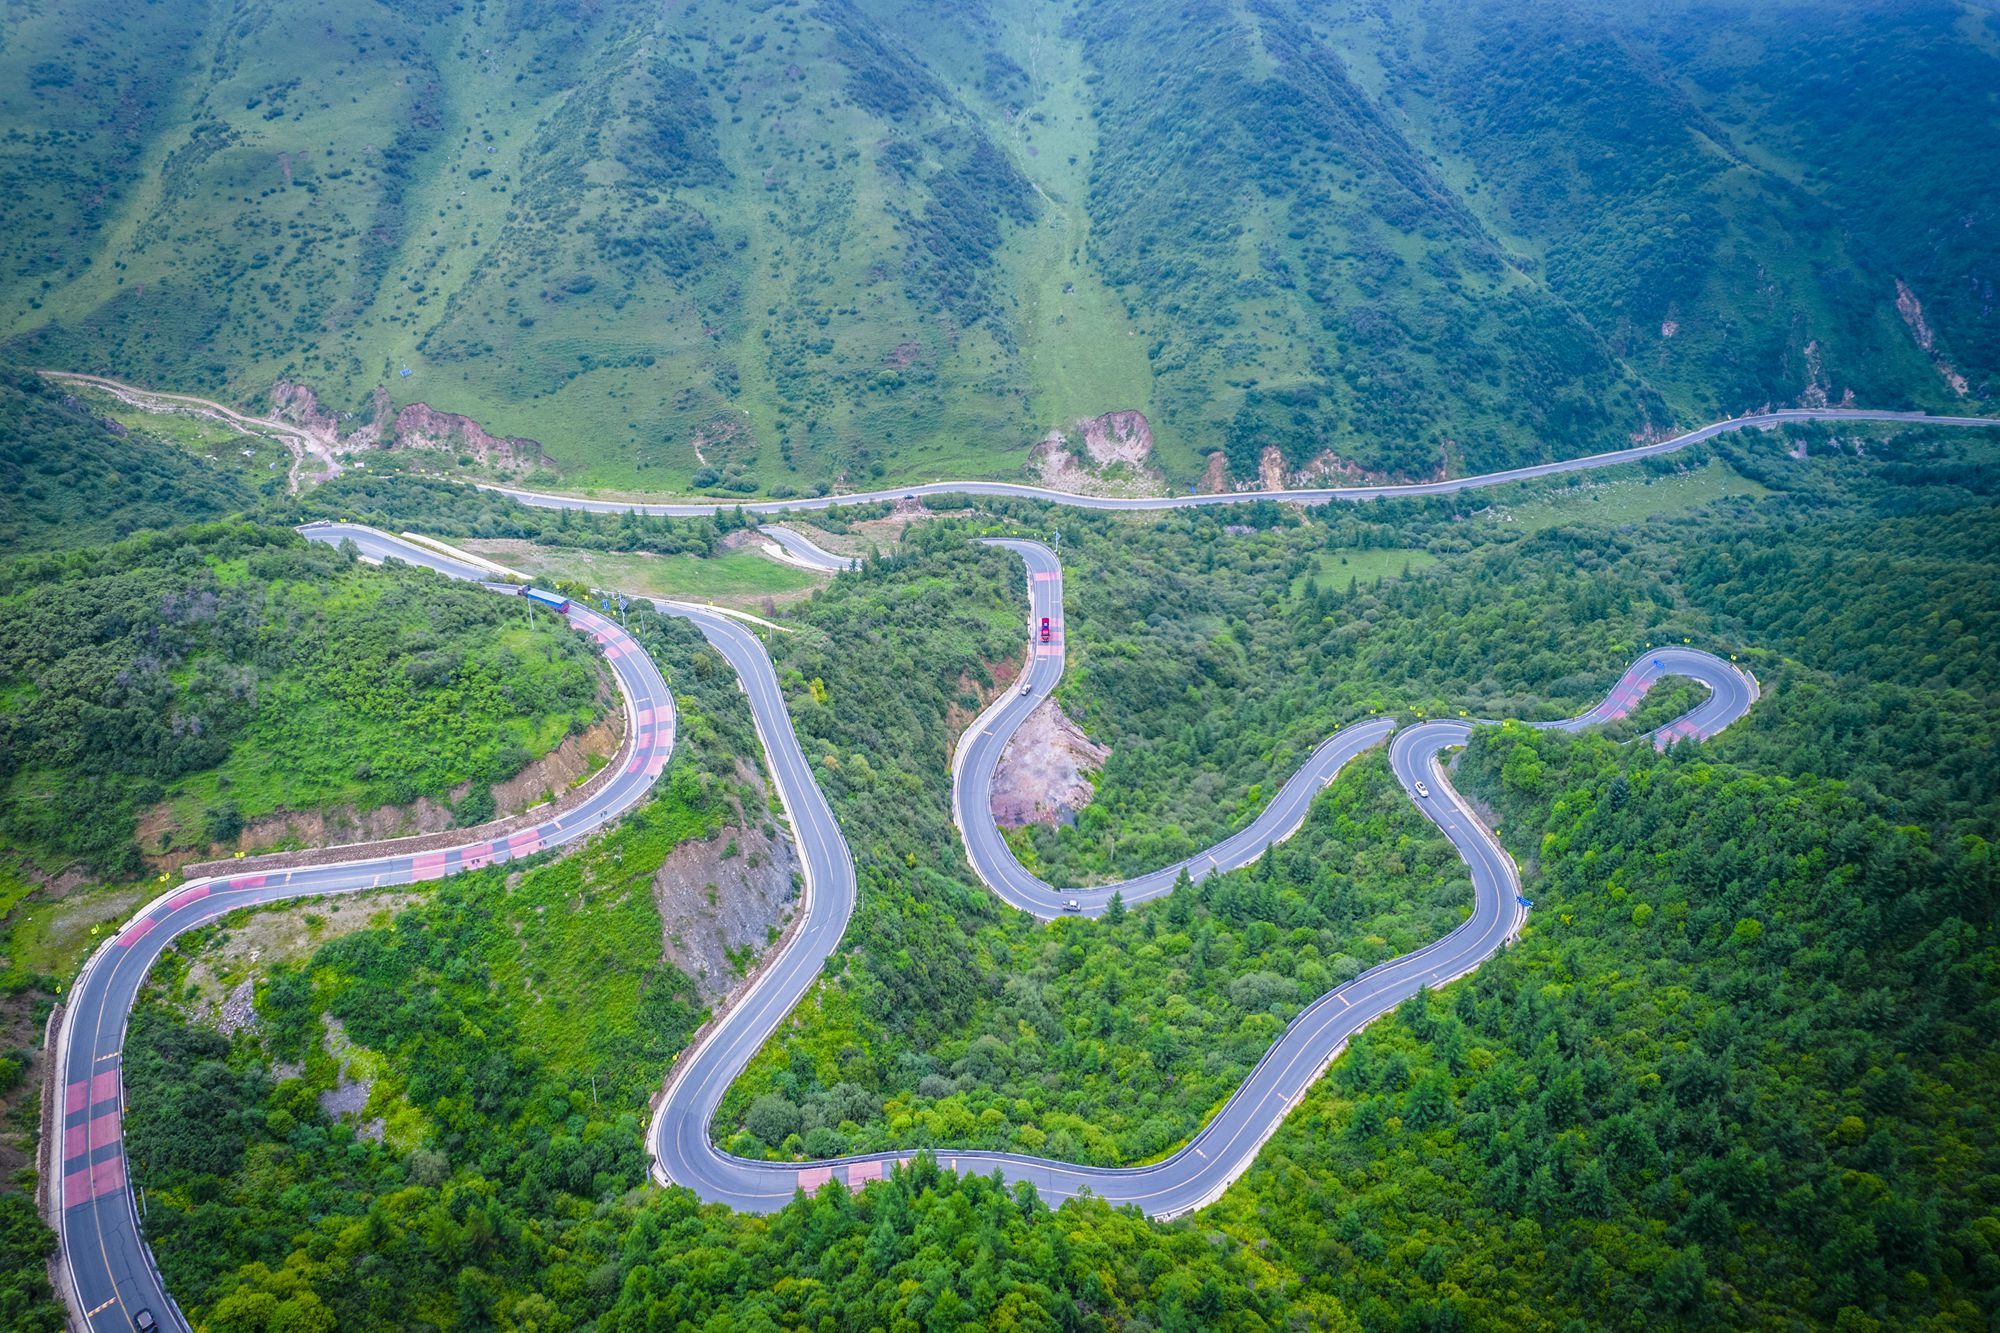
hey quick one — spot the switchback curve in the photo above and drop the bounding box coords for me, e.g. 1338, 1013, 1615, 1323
645, 541, 1761, 1218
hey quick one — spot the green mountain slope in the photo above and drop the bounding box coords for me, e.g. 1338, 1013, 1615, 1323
2, 0, 1993, 493
0, 370, 252, 553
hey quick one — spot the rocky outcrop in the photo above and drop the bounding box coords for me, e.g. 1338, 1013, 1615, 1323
388, 401, 551, 468
1029, 409, 1166, 497
1895, 278, 1971, 397
269, 380, 554, 469
269, 380, 392, 452
653, 765, 800, 1002
991, 699, 1110, 828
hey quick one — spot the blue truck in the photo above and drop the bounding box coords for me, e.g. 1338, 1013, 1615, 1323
521, 586, 571, 614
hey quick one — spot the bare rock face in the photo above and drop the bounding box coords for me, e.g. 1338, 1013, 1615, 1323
1029, 409, 1166, 496
270, 381, 393, 451
991, 699, 1110, 828
1895, 278, 1971, 397
268, 380, 554, 468
389, 401, 552, 469
653, 772, 801, 1003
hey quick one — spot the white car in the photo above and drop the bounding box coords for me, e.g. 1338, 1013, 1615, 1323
1414, 780, 1431, 799
1021, 680, 1033, 696
1063, 899, 1081, 912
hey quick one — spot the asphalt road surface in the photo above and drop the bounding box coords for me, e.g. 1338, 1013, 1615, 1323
51, 526, 677, 1333
644, 542, 1762, 1218
46, 488, 1771, 1321
482, 408, 1999, 517
758, 524, 859, 572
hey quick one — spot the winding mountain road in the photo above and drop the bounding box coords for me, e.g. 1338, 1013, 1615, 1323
644, 542, 1760, 1218
486, 407, 1999, 517
42, 444, 1778, 1323
49, 526, 678, 1333
758, 524, 859, 572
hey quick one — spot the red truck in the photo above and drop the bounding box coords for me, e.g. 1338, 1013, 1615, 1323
1039, 616, 1052, 643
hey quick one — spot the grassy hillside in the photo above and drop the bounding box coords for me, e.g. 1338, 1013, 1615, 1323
2, 0, 1993, 494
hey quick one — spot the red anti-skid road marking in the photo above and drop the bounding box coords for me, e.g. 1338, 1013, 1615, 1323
62, 1153, 127, 1208
848, 1159, 884, 1184
460, 846, 493, 872
165, 886, 212, 911
636, 706, 656, 725
1032, 571, 1059, 581
797, 1166, 833, 1191
411, 852, 448, 882
507, 832, 542, 855
90, 1069, 119, 1104
88, 1155, 124, 1202
224, 875, 268, 892
62, 1109, 119, 1161
65, 1110, 122, 1164
116, 916, 157, 947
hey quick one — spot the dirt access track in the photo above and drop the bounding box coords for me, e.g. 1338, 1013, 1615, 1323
37, 369, 342, 492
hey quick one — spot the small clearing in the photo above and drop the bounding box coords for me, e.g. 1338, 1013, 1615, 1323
176, 888, 427, 1019
992, 700, 1110, 828
460, 539, 823, 610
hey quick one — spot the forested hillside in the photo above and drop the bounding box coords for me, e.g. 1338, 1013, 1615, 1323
0, 524, 605, 877
98, 419, 2000, 1329
3, 0, 1992, 492
0, 370, 251, 553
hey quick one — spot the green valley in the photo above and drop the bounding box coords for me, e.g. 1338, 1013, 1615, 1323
3, 1, 1992, 494
4, 5, 1999, 1331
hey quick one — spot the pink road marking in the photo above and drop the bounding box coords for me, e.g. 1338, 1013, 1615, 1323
63, 1080, 90, 1115
848, 1159, 883, 1185
88, 1155, 124, 1202
508, 831, 542, 855
411, 852, 448, 882
164, 885, 211, 911
85, 1110, 121, 1154
224, 875, 268, 892
116, 917, 157, 947
1032, 571, 1059, 581
91, 1069, 119, 1104
1036, 644, 1061, 658
797, 1166, 833, 1191
636, 706, 656, 725
61, 1165, 93, 1208
645, 755, 668, 776
63, 1123, 87, 1161
460, 846, 493, 872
